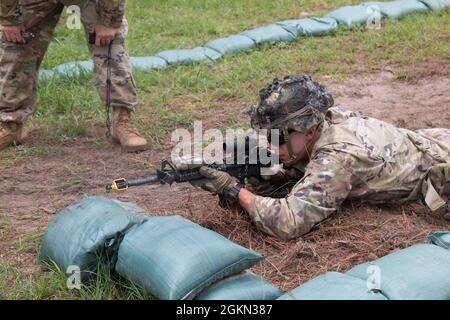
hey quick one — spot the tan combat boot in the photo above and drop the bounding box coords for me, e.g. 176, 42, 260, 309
0, 122, 24, 150
111, 107, 149, 152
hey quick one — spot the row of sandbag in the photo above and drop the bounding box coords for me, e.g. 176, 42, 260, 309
281, 232, 450, 300
38, 196, 450, 300
39, 0, 450, 79
38, 196, 282, 300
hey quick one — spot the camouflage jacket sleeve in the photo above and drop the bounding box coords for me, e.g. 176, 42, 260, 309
97, 0, 126, 28
248, 151, 355, 240
0, 0, 21, 26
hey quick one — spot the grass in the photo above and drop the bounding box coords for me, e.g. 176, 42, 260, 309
0, 213, 12, 239
59, 163, 89, 190
0, 261, 151, 300
16, 231, 44, 253
28, 5, 449, 149
2, 222, 150, 300
42, 0, 359, 67
14, 210, 45, 221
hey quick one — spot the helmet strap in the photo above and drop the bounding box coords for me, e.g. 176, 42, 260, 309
284, 128, 298, 165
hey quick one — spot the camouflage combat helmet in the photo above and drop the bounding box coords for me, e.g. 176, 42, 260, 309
250, 74, 334, 133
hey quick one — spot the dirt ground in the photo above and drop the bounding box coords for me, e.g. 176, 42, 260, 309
0, 60, 449, 293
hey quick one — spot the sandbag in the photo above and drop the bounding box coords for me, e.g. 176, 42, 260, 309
115, 216, 264, 300
50, 60, 93, 77
155, 47, 222, 65
277, 17, 338, 36
277, 272, 387, 300
240, 24, 297, 44
204, 35, 256, 55
325, 4, 375, 27
419, 0, 450, 10
195, 272, 282, 300
130, 56, 168, 70
39, 69, 56, 80
363, 0, 429, 20
40, 57, 167, 79
428, 231, 450, 250
38, 196, 143, 280
346, 244, 450, 300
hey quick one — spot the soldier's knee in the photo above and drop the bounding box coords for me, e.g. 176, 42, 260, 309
425, 164, 450, 194
271, 224, 311, 241
421, 164, 450, 215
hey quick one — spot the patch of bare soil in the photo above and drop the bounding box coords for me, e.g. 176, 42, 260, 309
331, 61, 450, 130
0, 61, 449, 294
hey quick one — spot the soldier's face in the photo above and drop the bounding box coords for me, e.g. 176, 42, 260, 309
276, 131, 306, 162
274, 129, 317, 163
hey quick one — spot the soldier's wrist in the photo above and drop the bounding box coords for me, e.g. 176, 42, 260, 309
224, 183, 243, 204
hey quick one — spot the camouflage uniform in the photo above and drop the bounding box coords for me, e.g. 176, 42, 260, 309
249, 76, 450, 240
0, 0, 136, 123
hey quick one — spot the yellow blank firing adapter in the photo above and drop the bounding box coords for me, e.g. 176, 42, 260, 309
108, 178, 129, 192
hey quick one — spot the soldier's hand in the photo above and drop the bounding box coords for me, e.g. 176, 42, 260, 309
190, 166, 238, 195
93, 23, 117, 46
1, 25, 26, 44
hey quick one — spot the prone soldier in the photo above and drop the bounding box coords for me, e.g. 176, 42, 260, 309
191, 74, 450, 240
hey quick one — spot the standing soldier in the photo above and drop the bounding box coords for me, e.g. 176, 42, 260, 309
0, 0, 148, 152
190, 75, 450, 240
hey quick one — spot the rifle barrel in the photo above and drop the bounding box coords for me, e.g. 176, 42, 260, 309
106, 176, 161, 192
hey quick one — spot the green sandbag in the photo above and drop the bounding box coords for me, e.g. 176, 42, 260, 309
130, 56, 168, 70
155, 47, 222, 65
38, 196, 143, 280
277, 17, 338, 36
277, 272, 387, 300
203, 35, 256, 55
115, 216, 264, 300
39, 69, 55, 80
195, 272, 283, 300
419, 0, 450, 10
428, 231, 450, 250
346, 244, 450, 300
240, 24, 297, 44
325, 4, 375, 27
40, 57, 167, 80
47, 61, 93, 78
363, 0, 429, 20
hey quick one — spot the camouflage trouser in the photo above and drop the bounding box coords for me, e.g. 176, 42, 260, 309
411, 129, 450, 220
420, 163, 450, 219
0, 0, 137, 123
402, 162, 450, 221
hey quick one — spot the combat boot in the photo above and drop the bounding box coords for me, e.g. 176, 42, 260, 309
111, 107, 149, 152
0, 122, 24, 150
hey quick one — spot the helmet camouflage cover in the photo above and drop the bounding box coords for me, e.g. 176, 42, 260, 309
250, 74, 334, 133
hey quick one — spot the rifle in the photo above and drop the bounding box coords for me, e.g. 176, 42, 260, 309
106, 136, 289, 208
